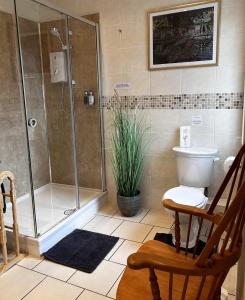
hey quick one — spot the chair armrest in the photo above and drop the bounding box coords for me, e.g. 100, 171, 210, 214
163, 199, 222, 223
127, 252, 213, 276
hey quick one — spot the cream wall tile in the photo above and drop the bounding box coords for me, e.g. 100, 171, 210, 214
103, 73, 125, 96
219, 37, 245, 68
149, 155, 177, 179
150, 70, 181, 95
179, 110, 215, 132
120, 22, 146, 48
148, 176, 178, 209
150, 109, 180, 134
214, 110, 243, 136
214, 135, 242, 160
220, 3, 245, 36
102, 25, 123, 51
122, 46, 148, 73
23, 277, 82, 300
191, 133, 215, 148
97, 202, 118, 217
0, 265, 45, 300
139, 174, 152, 203
181, 68, 217, 94
216, 67, 245, 93
103, 48, 124, 77
99, 0, 122, 27
148, 132, 178, 157
125, 71, 151, 95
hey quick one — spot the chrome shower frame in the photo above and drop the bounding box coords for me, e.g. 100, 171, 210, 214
13, 0, 106, 238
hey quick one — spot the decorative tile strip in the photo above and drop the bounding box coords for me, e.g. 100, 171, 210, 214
102, 92, 244, 110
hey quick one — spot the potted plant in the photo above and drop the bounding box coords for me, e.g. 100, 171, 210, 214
111, 91, 148, 217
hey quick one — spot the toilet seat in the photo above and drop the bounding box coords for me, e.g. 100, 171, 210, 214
162, 186, 207, 208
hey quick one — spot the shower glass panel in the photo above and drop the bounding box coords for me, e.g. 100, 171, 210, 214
0, 0, 35, 237
68, 17, 104, 206
15, 0, 78, 236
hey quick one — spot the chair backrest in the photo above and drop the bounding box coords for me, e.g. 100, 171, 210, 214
191, 145, 245, 297
163, 146, 245, 299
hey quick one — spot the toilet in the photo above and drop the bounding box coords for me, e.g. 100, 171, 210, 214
162, 146, 219, 248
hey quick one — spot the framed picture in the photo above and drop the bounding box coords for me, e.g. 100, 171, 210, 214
148, 1, 220, 70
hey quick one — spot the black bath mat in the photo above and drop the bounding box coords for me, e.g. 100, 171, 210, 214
154, 233, 206, 256
43, 229, 119, 273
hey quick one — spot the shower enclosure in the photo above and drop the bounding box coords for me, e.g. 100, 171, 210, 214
0, 0, 105, 238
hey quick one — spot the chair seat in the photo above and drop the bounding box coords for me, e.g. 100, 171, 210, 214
116, 240, 214, 300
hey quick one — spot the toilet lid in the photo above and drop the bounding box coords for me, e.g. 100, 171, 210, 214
163, 186, 207, 207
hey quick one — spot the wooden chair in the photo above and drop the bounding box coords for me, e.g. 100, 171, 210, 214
0, 171, 22, 273
117, 144, 245, 300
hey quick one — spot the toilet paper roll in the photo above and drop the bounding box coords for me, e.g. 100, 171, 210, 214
224, 156, 235, 174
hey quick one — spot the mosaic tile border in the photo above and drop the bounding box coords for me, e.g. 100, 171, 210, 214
102, 92, 244, 110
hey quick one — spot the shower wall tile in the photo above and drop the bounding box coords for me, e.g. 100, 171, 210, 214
40, 15, 102, 189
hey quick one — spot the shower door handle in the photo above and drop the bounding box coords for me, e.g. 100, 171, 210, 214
28, 118, 37, 128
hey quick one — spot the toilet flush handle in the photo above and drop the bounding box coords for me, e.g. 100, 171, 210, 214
213, 157, 220, 162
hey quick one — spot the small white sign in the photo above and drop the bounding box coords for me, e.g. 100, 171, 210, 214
192, 115, 203, 126
114, 82, 130, 90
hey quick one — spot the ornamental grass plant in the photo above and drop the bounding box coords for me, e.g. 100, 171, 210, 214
111, 90, 149, 197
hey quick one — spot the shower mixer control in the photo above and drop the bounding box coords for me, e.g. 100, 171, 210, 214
28, 118, 37, 128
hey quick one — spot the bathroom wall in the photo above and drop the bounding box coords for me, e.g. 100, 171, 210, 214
47, 0, 245, 207
0, 9, 50, 196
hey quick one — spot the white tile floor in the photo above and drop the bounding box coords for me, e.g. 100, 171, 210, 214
0, 203, 237, 300
4, 183, 103, 236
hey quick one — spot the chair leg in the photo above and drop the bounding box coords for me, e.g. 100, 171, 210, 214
10, 183, 20, 256
0, 203, 8, 265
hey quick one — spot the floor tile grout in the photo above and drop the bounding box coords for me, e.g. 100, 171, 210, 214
18, 259, 127, 296
21, 275, 47, 300
106, 266, 126, 299
105, 239, 125, 261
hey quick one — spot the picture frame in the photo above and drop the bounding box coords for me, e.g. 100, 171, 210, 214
148, 1, 220, 70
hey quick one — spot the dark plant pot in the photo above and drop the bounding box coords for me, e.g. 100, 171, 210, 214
117, 192, 142, 217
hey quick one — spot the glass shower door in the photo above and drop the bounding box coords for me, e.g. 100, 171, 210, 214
15, 0, 78, 236
67, 16, 104, 207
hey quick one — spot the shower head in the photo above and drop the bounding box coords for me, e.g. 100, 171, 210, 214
50, 27, 67, 50
50, 27, 60, 37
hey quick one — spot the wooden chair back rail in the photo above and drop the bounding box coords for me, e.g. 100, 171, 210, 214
209, 145, 245, 213
117, 145, 245, 300
0, 171, 20, 271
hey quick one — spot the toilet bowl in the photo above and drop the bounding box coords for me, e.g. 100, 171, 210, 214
162, 147, 218, 248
